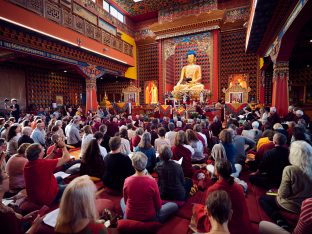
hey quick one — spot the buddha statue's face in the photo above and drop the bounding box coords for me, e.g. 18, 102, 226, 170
187, 54, 196, 64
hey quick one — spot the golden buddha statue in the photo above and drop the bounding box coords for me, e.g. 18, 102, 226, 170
101, 92, 112, 108
173, 51, 204, 92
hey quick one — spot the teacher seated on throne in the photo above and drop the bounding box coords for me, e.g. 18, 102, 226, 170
174, 50, 204, 92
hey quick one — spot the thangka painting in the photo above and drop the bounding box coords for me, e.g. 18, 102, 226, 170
162, 32, 213, 93
145, 81, 158, 104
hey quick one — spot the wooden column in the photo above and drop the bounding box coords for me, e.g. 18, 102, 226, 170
79, 64, 105, 112
272, 61, 289, 117
158, 40, 162, 103
85, 76, 98, 112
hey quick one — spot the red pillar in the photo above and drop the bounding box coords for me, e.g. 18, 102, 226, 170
212, 30, 219, 102
158, 40, 163, 103
272, 61, 289, 117
85, 76, 98, 112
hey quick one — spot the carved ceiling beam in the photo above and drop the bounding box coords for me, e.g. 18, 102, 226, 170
149, 10, 224, 40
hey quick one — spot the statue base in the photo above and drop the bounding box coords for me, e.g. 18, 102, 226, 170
171, 89, 210, 101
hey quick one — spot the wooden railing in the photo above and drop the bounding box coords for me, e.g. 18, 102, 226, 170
8, 0, 133, 57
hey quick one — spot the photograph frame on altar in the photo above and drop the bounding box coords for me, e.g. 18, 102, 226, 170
124, 92, 136, 103
229, 92, 243, 103
56, 95, 64, 106
122, 84, 141, 105
144, 80, 158, 104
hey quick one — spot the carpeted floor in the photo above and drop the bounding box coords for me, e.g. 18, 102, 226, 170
36, 164, 300, 234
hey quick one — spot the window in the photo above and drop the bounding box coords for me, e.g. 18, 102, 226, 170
103, 1, 125, 23
103, 1, 109, 12
110, 5, 118, 18
117, 11, 124, 23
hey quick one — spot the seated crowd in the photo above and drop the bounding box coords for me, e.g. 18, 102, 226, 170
0, 103, 311, 234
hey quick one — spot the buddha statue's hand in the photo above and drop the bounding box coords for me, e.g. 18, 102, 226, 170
185, 77, 192, 83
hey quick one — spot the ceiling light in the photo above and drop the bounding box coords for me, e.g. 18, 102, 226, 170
133, 0, 143, 2
310, 39, 312, 43
64, 70, 67, 73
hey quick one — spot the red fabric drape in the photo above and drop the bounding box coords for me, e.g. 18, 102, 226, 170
272, 76, 289, 117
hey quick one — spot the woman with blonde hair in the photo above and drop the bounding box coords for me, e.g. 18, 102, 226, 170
55, 175, 108, 234
259, 140, 312, 231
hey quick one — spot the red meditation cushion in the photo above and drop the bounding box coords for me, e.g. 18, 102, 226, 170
117, 219, 162, 233
19, 197, 42, 214
161, 200, 185, 207
95, 199, 115, 213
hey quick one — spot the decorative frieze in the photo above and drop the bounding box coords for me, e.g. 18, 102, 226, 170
85, 20, 95, 39
94, 27, 102, 42
73, 15, 85, 34
159, 0, 217, 23
62, 8, 73, 28
9, 0, 133, 57
45, 1, 62, 24
0, 25, 129, 75
224, 6, 249, 24
273, 61, 289, 81
27, 0, 44, 15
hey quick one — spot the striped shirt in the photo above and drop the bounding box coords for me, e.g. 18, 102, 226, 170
294, 198, 312, 234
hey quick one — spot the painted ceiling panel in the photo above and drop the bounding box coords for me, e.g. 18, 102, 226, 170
110, 0, 194, 16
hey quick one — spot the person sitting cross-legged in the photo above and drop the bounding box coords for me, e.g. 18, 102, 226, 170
171, 130, 195, 178
156, 145, 192, 201
205, 159, 252, 234
154, 127, 170, 153
30, 122, 46, 147
259, 140, 312, 231
134, 132, 156, 173
66, 119, 81, 148
102, 136, 135, 192
55, 175, 110, 234
205, 190, 232, 234
121, 152, 178, 223
24, 143, 71, 205
259, 197, 312, 234
5, 143, 30, 194
80, 138, 105, 178
0, 168, 44, 234
186, 129, 205, 163
249, 133, 290, 189
17, 126, 34, 147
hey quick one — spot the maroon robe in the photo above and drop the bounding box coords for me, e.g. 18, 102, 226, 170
206, 178, 253, 234
171, 144, 194, 178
